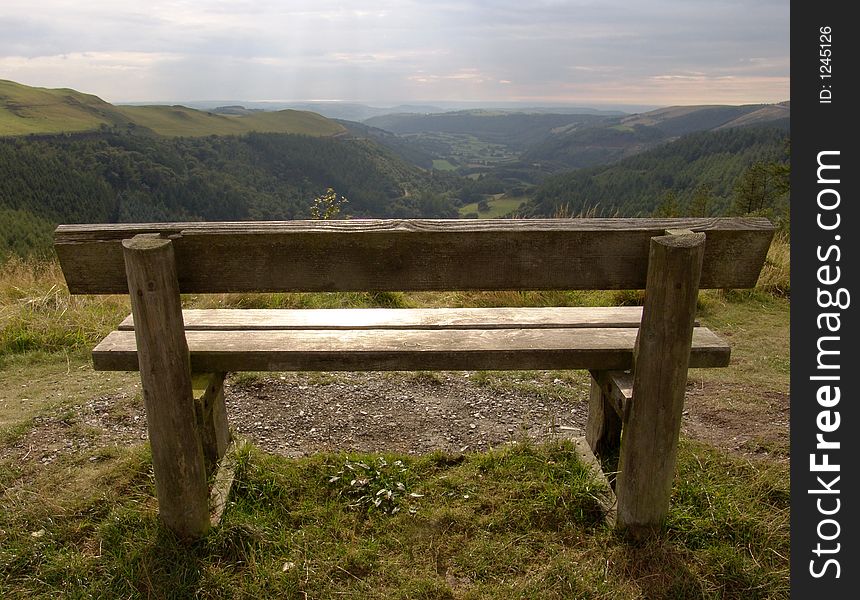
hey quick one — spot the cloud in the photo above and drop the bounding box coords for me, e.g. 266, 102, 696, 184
0, 0, 789, 105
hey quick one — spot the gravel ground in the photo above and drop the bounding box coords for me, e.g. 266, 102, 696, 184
8, 371, 788, 466
226, 372, 587, 457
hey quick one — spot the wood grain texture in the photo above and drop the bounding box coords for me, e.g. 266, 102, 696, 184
119, 306, 647, 331
193, 373, 230, 476
585, 375, 622, 457
586, 369, 634, 458
55, 218, 775, 294
92, 326, 730, 373
590, 370, 633, 421
615, 231, 706, 533
208, 441, 237, 527
122, 235, 210, 538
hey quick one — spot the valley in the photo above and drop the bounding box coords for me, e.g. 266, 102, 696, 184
2, 79, 790, 258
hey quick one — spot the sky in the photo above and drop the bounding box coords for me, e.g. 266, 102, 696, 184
0, 0, 789, 108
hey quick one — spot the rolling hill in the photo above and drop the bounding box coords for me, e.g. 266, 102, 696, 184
0, 130, 462, 257
364, 110, 607, 150
522, 102, 789, 170
0, 81, 464, 257
359, 103, 788, 177
523, 124, 790, 218
0, 80, 345, 137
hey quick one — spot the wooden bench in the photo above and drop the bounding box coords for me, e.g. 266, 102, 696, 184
54, 218, 775, 538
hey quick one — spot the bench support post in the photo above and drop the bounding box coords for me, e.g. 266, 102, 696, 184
123, 234, 210, 538
193, 372, 231, 475
615, 230, 705, 534
586, 372, 622, 457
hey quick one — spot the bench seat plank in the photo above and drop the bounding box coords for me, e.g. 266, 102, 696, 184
118, 306, 648, 331
93, 327, 730, 372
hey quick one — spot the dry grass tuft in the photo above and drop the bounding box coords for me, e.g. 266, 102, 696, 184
754, 233, 790, 296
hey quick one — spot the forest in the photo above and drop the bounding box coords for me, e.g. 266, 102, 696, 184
0, 94, 791, 259
0, 130, 461, 256
522, 125, 790, 222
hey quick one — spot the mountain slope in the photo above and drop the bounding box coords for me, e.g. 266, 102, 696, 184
0, 130, 462, 256
364, 111, 608, 150
115, 105, 344, 137
334, 119, 437, 169
523, 125, 789, 218
0, 79, 133, 135
522, 103, 789, 170
0, 80, 344, 137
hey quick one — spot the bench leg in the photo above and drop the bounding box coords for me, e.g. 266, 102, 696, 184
124, 234, 210, 538
193, 372, 231, 476
585, 372, 621, 457
615, 230, 705, 534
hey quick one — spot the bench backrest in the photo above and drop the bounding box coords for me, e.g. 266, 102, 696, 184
54, 217, 775, 294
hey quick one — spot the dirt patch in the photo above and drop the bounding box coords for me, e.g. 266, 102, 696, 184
3, 372, 789, 465
226, 372, 586, 457
683, 380, 789, 459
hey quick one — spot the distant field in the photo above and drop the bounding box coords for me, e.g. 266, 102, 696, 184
0, 79, 344, 138
117, 105, 344, 137
403, 132, 518, 171
459, 195, 525, 218
0, 80, 126, 136
431, 159, 458, 171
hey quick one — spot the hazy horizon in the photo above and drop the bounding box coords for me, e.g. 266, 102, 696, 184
115, 97, 667, 114
2, 1, 789, 107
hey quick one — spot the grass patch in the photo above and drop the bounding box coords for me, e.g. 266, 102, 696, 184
0, 257, 128, 359
0, 80, 345, 138
694, 292, 789, 392
432, 159, 458, 171
0, 439, 788, 598
458, 195, 525, 218
0, 237, 790, 597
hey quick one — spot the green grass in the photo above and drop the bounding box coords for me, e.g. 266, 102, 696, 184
695, 292, 789, 392
432, 159, 458, 171
404, 132, 518, 168
459, 195, 525, 218
1, 79, 344, 138
0, 437, 788, 599
116, 106, 345, 138
0, 237, 791, 597
0, 79, 130, 136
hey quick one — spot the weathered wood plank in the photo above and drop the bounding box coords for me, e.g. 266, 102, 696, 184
92, 326, 730, 372
585, 375, 622, 457
119, 306, 648, 331
192, 373, 230, 476
590, 370, 633, 421
209, 441, 237, 527
615, 231, 705, 534
55, 218, 775, 294
123, 235, 210, 538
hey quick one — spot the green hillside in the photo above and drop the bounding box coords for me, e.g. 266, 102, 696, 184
523, 125, 789, 218
0, 80, 132, 135
522, 103, 789, 170
116, 105, 344, 137
0, 131, 461, 257
0, 80, 344, 138
364, 111, 606, 150
360, 104, 788, 177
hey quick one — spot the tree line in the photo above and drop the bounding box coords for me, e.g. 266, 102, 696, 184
524, 125, 790, 224
0, 130, 462, 257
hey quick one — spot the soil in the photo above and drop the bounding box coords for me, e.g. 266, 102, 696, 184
5, 371, 789, 466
